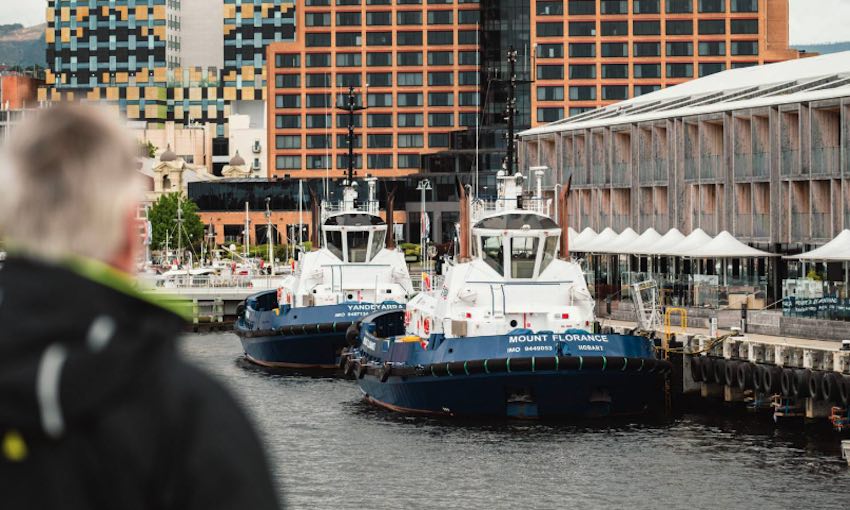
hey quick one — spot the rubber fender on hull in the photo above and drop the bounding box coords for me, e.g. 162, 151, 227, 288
345, 323, 361, 347
737, 362, 754, 390
780, 368, 795, 397
355, 361, 368, 379
762, 365, 783, 395
713, 358, 726, 385
790, 368, 812, 398
752, 364, 765, 392
808, 370, 825, 401
700, 357, 715, 383
724, 360, 740, 387
839, 375, 850, 406
420, 356, 671, 378
690, 356, 703, 382
379, 363, 392, 383
343, 357, 355, 377
822, 372, 842, 403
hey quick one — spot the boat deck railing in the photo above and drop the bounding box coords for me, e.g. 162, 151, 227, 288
472, 197, 552, 220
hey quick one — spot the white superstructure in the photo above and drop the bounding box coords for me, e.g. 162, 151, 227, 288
405, 170, 596, 340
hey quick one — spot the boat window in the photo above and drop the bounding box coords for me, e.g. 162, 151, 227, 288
539, 235, 559, 273
510, 237, 539, 279
326, 230, 343, 260
370, 230, 386, 261
347, 231, 370, 263
481, 236, 504, 275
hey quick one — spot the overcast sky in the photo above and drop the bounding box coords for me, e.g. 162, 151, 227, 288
1, 0, 848, 45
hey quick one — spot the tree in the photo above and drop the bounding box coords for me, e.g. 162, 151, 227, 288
148, 193, 205, 260
138, 140, 157, 158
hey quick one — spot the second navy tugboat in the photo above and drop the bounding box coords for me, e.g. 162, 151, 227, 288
342, 50, 670, 417
235, 88, 414, 369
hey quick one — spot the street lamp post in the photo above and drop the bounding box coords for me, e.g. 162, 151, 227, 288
416, 179, 432, 273
265, 197, 274, 275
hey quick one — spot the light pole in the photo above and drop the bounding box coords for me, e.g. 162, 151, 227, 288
265, 197, 274, 275
416, 179, 432, 272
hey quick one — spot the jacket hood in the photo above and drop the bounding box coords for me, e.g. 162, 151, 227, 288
0, 257, 186, 438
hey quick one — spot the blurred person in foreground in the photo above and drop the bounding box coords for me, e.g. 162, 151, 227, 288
0, 105, 281, 509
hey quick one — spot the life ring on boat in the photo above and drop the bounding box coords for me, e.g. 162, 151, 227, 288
404, 310, 411, 326
423, 318, 431, 335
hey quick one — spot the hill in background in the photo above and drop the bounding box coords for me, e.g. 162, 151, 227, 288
793, 42, 850, 55
0, 24, 46, 67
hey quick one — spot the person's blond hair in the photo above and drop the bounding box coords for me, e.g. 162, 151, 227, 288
0, 104, 142, 263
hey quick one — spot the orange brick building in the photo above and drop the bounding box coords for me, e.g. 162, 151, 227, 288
0, 74, 43, 109
266, 0, 801, 180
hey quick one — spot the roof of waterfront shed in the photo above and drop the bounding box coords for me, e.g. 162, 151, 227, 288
520, 52, 850, 138
786, 230, 850, 261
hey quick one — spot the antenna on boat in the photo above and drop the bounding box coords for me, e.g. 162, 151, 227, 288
338, 85, 366, 187
503, 47, 518, 178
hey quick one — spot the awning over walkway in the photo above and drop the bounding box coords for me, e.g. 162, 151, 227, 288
662, 228, 714, 256
682, 230, 774, 258
786, 229, 850, 261
592, 228, 640, 254
635, 228, 683, 256
612, 228, 662, 255
578, 227, 619, 252
571, 227, 598, 251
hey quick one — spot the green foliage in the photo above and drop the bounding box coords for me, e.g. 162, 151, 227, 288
806, 268, 823, 281
400, 242, 421, 261
148, 193, 205, 255
139, 140, 157, 158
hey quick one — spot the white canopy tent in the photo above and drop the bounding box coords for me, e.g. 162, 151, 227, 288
682, 231, 774, 258
568, 227, 579, 245
786, 230, 850, 262
612, 228, 662, 255
662, 228, 714, 256
571, 227, 599, 252
578, 227, 619, 252
593, 228, 640, 254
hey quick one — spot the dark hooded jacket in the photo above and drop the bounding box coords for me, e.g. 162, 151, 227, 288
0, 256, 281, 510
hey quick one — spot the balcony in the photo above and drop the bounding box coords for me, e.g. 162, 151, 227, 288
781, 149, 799, 177
752, 152, 769, 179
753, 213, 770, 238
685, 157, 698, 181
810, 147, 840, 177
639, 158, 667, 184
812, 212, 831, 239
591, 163, 608, 185
790, 213, 808, 239
612, 161, 630, 187
733, 153, 751, 180
700, 154, 722, 180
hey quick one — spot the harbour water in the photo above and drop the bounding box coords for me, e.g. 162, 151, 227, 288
182, 333, 850, 509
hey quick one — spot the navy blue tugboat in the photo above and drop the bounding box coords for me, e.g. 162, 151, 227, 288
341, 50, 670, 416
235, 88, 413, 368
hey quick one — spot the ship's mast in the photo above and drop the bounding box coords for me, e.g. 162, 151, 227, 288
503, 47, 518, 176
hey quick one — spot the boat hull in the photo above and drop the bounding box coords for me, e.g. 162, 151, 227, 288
235, 299, 404, 368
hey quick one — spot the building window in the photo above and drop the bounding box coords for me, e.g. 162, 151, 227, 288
368, 134, 393, 148
336, 33, 362, 46
367, 32, 392, 46
537, 22, 564, 37
366, 52, 392, 67
667, 63, 694, 78
537, 108, 564, 123
336, 115, 362, 128
569, 43, 595, 58
634, 84, 660, 96
275, 74, 299, 88
397, 11, 422, 25
368, 154, 393, 169
732, 61, 758, 69
276, 135, 301, 149
600, 0, 627, 14
601, 42, 627, 57
459, 91, 479, 105
731, 41, 759, 56
537, 1, 564, 15
368, 114, 393, 127
429, 71, 453, 86
538, 65, 565, 80
698, 20, 726, 35
428, 31, 453, 45
569, 22, 596, 37
275, 94, 300, 108
336, 53, 362, 67
666, 42, 693, 56
569, 86, 596, 101
699, 41, 726, 56
458, 51, 478, 65
275, 114, 301, 129
428, 10, 453, 24
398, 154, 421, 168
305, 13, 330, 26
429, 133, 450, 147
429, 92, 453, 106
633, 63, 661, 78
367, 93, 393, 107
337, 155, 362, 170
601, 21, 628, 36
275, 54, 300, 68
458, 9, 480, 24
398, 31, 423, 46
602, 64, 628, 79
633, 42, 660, 57
731, 19, 759, 34
306, 155, 330, 170
337, 93, 364, 109
398, 113, 424, 127
397, 52, 423, 66
568, 64, 595, 79
699, 62, 726, 77
731, 0, 758, 12
336, 12, 361, 26
537, 43, 564, 58
368, 72, 393, 86
397, 72, 423, 86
306, 135, 331, 149
337, 134, 361, 148
666, 20, 693, 36
336, 73, 361, 87
602, 85, 628, 100
366, 11, 391, 25
306, 73, 331, 88
666, 0, 692, 13
699, 0, 725, 12
398, 92, 424, 106
306, 53, 331, 67
306, 33, 331, 47
398, 134, 424, 148
633, 0, 659, 14
337, 0, 361, 5
429, 113, 454, 127
459, 71, 479, 85
276, 155, 301, 170
537, 86, 565, 101
633, 21, 660, 36
569, 0, 595, 14
306, 115, 329, 129
458, 30, 478, 44
428, 51, 453, 65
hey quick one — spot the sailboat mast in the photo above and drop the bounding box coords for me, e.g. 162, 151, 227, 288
504, 48, 518, 176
